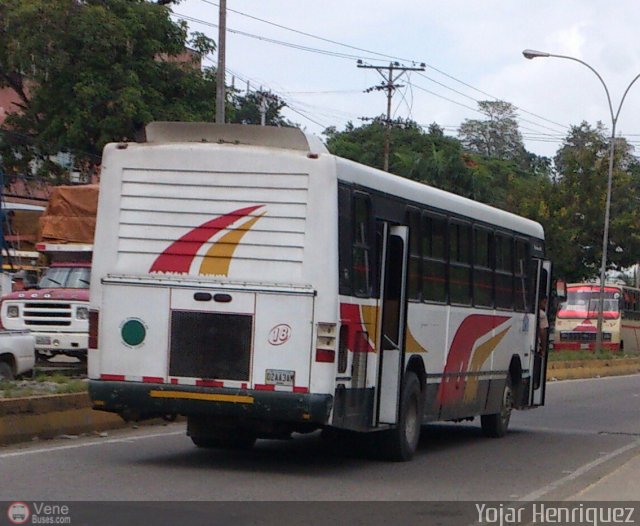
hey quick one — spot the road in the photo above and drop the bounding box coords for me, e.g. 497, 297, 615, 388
1, 375, 639, 505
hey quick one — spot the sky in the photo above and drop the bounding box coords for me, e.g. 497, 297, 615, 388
174, 0, 640, 158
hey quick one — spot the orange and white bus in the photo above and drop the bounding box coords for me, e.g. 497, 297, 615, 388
554, 282, 640, 352
89, 123, 552, 461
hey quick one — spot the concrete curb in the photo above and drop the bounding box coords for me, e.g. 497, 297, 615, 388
1, 359, 639, 446
548, 357, 640, 381
0, 392, 126, 445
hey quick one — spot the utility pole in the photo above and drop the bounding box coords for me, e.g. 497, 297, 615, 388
257, 91, 277, 126
215, 0, 227, 124
358, 61, 425, 171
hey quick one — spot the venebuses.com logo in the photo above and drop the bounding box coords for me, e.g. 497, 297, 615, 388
7, 502, 30, 525
6, 502, 71, 525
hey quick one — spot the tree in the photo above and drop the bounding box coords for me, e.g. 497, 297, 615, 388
544, 122, 640, 281
230, 90, 293, 127
325, 119, 475, 196
0, 0, 217, 181
458, 101, 528, 162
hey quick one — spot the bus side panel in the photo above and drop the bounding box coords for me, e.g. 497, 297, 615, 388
253, 293, 314, 391
436, 310, 517, 420
100, 284, 170, 379
405, 302, 448, 421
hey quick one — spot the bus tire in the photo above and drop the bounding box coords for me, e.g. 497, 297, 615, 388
481, 376, 513, 438
377, 371, 423, 461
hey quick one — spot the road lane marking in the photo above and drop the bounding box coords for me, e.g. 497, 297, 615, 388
0, 429, 186, 459
517, 437, 640, 501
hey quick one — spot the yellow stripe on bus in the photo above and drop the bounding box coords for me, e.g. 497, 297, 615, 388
149, 390, 254, 404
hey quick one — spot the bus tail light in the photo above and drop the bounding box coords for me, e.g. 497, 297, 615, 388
315, 323, 336, 363
89, 309, 99, 349
337, 325, 349, 373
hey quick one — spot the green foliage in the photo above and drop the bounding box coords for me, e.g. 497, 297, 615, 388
458, 101, 528, 163
325, 119, 475, 197
548, 349, 625, 361
229, 90, 293, 127
0, 0, 217, 180
546, 122, 640, 281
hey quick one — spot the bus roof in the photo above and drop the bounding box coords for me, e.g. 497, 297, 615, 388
136, 122, 543, 241
334, 155, 544, 240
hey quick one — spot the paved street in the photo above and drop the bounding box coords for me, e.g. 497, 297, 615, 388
1, 375, 638, 503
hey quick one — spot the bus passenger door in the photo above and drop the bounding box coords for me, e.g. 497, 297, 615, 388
531, 259, 552, 406
376, 225, 409, 425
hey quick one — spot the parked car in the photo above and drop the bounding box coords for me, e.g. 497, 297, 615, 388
0, 330, 36, 380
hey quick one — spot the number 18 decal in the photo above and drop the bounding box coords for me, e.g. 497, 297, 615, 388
268, 324, 291, 345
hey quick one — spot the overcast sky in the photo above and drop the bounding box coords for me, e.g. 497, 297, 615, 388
174, 0, 640, 158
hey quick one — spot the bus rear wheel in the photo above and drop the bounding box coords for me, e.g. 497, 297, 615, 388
377, 371, 423, 461
481, 377, 513, 438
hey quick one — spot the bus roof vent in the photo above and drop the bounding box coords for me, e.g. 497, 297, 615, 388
145, 122, 328, 153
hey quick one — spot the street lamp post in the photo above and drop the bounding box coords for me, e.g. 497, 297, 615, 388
522, 49, 640, 353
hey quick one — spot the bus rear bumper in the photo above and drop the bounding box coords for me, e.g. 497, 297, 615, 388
89, 380, 333, 426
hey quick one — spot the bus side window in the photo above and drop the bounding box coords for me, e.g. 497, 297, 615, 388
495, 233, 514, 310
473, 227, 494, 308
406, 207, 421, 301
449, 221, 472, 305
352, 193, 373, 298
422, 213, 447, 303
338, 185, 353, 295
515, 239, 531, 312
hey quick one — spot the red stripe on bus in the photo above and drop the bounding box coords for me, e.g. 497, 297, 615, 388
143, 376, 164, 384
149, 205, 263, 274
293, 386, 309, 394
438, 314, 510, 405
196, 380, 224, 388
101, 374, 125, 381
254, 384, 276, 391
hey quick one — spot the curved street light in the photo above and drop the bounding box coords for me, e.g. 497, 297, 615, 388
522, 49, 640, 353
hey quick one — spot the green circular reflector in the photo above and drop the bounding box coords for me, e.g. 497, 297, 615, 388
122, 319, 146, 347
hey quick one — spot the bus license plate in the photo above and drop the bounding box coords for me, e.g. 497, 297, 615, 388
35, 336, 52, 346
265, 369, 295, 386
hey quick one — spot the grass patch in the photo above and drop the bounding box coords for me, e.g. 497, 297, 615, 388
54, 379, 87, 394
0, 375, 88, 399
548, 349, 632, 361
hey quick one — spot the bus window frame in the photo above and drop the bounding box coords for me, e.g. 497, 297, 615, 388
352, 191, 374, 299
494, 231, 515, 311
421, 211, 448, 305
448, 219, 472, 306
472, 226, 494, 309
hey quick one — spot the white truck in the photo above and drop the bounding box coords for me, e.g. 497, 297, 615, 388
0, 329, 35, 380
0, 185, 97, 361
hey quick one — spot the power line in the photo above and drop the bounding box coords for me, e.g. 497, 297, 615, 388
358, 61, 426, 171
222, 63, 333, 129
190, 13, 640, 150
174, 9, 571, 140
193, 0, 571, 133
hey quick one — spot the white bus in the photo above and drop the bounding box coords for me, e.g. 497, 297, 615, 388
89, 123, 551, 461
